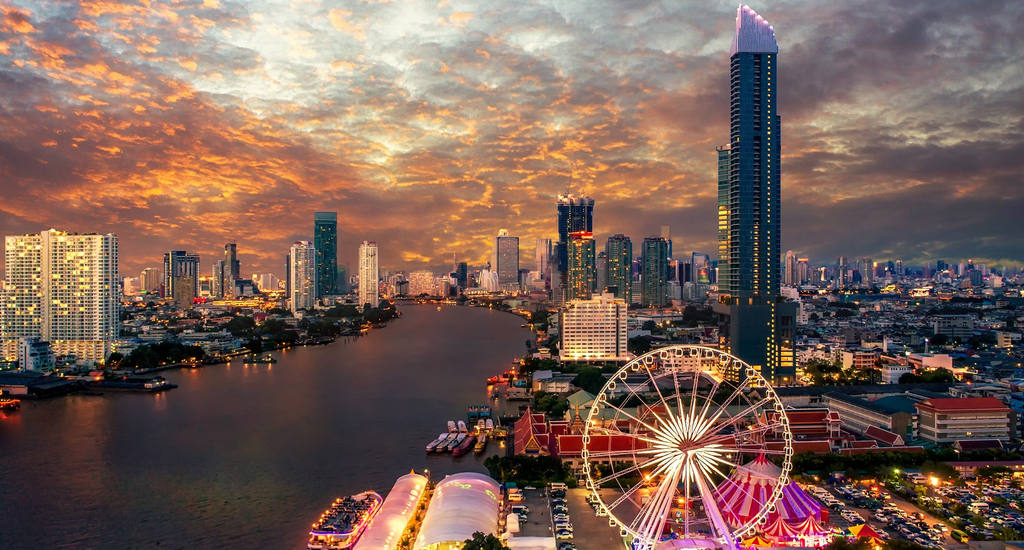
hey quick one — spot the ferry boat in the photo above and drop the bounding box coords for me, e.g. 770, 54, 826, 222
473, 433, 488, 454
432, 421, 459, 453
445, 432, 467, 453
244, 354, 277, 364
425, 432, 448, 453
452, 434, 476, 457
307, 491, 382, 550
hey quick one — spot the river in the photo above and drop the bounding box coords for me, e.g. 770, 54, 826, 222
0, 304, 532, 549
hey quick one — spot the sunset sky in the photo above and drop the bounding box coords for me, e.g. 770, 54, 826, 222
1, 0, 1022, 276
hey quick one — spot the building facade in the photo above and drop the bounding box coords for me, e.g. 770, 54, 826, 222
163, 250, 199, 305
555, 194, 594, 301
494, 229, 519, 290
916, 397, 1013, 443
566, 231, 596, 301
358, 241, 379, 308
288, 241, 316, 313
641, 237, 668, 307
559, 293, 628, 362
2, 230, 119, 363
605, 234, 632, 304
313, 211, 338, 298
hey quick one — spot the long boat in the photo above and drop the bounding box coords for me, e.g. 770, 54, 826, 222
445, 432, 467, 453
0, 395, 20, 411
424, 432, 448, 453
452, 435, 476, 457
473, 433, 488, 454
307, 491, 382, 550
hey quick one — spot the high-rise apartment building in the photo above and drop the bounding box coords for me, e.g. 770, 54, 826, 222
559, 293, 628, 362
555, 194, 594, 300
784, 250, 797, 286
605, 234, 632, 304
713, 5, 795, 383
494, 229, 519, 290
289, 241, 316, 313
455, 262, 468, 289
2, 230, 119, 363
566, 231, 596, 300
314, 212, 338, 297
535, 238, 551, 281
641, 237, 669, 307
223, 243, 240, 296
595, 251, 608, 296
163, 250, 200, 305
212, 259, 226, 297
140, 267, 158, 294
358, 241, 379, 308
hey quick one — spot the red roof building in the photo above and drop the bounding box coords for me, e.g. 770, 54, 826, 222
864, 425, 905, 447
915, 397, 1013, 443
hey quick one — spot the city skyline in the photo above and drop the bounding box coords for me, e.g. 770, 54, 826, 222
1, 1, 1022, 275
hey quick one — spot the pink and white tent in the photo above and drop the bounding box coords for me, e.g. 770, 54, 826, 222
713, 454, 828, 526
793, 516, 830, 538
762, 515, 799, 540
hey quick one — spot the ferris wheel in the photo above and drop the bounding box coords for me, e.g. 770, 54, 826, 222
581, 345, 793, 550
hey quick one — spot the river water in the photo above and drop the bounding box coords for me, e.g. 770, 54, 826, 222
0, 304, 531, 549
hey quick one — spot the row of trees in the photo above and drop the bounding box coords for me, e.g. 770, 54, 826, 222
107, 342, 206, 370
483, 455, 574, 486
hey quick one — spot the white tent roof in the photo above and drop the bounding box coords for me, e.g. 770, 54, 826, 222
506, 536, 556, 550
355, 473, 428, 550
413, 472, 499, 549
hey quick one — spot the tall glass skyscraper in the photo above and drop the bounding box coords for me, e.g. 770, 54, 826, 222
641, 237, 668, 307
605, 234, 632, 304
494, 229, 519, 290
313, 211, 338, 298
566, 231, 595, 300
715, 5, 794, 383
555, 194, 594, 300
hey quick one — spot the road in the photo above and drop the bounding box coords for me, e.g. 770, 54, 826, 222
566, 488, 627, 550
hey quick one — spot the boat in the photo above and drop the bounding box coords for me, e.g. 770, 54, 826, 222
307, 491, 382, 550
445, 432, 467, 453
457, 420, 467, 433
425, 432, 448, 453
473, 433, 488, 454
453, 435, 476, 457
476, 419, 486, 432
245, 354, 277, 364
0, 395, 20, 411
485, 418, 494, 431
432, 421, 459, 453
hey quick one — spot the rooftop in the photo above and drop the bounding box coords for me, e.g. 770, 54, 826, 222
730, 4, 778, 56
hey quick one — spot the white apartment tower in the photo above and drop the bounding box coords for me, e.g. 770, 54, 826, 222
2, 229, 119, 363
358, 241, 379, 308
289, 241, 316, 313
558, 292, 628, 362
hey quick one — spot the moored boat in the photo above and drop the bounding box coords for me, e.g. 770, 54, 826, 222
307, 491, 382, 550
473, 433, 487, 454
445, 432, 467, 453
424, 432, 448, 453
0, 395, 20, 411
452, 434, 476, 457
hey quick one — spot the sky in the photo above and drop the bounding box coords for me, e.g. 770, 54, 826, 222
1, 0, 1022, 277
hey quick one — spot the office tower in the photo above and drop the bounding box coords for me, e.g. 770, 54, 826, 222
858, 257, 874, 287
595, 251, 608, 295
284, 254, 291, 299
336, 266, 349, 293
212, 259, 226, 297
455, 262, 468, 289
796, 257, 809, 285
784, 250, 797, 286
314, 212, 338, 297
605, 234, 632, 304
661, 225, 672, 259
408, 271, 435, 296
2, 230, 118, 362
254, 273, 278, 292
289, 241, 315, 313
713, 5, 795, 383
163, 250, 200, 305
494, 229, 520, 290
566, 231, 596, 300
692, 252, 712, 284
555, 194, 594, 300
358, 241, 379, 308
559, 293, 629, 362
835, 256, 850, 288
535, 238, 551, 279
641, 237, 669, 307
140, 267, 158, 294
223, 243, 240, 296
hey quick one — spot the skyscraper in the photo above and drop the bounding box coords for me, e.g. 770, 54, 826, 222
358, 241, 379, 308
784, 250, 797, 286
641, 237, 669, 307
163, 250, 200, 305
2, 230, 119, 363
595, 251, 608, 295
289, 241, 316, 313
212, 259, 226, 297
223, 243, 240, 296
314, 212, 338, 298
494, 229, 519, 290
535, 238, 551, 281
605, 234, 632, 304
660, 224, 672, 259
567, 231, 596, 300
555, 194, 594, 300
455, 262, 468, 289
714, 5, 795, 383
140, 267, 159, 294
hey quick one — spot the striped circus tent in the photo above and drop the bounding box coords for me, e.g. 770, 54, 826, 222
763, 516, 799, 540
793, 515, 831, 538
713, 454, 828, 526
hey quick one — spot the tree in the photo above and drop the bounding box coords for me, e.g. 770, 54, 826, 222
572, 367, 605, 395
928, 333, 949, 347
462, 532, 508, 550
533, 391, 569, 418
224, 316, 256, 337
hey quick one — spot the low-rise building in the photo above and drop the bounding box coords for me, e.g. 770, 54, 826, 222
915, 397, 1012, 443
18, 337, 54, 371
822, 392, 916, 439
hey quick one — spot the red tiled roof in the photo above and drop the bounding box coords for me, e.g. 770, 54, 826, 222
916, 397, 1010, 412
864, 425, 903, 446
850, 440, 878, 449
954, 439, 1004, 452
791, 440, 832, 454
839, 445, 925, 455
556, 434, 648, 458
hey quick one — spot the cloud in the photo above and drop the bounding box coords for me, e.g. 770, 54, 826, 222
0, 0, 1021, 278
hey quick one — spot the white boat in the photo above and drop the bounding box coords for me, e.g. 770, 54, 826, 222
425, 432, 448, 453
446, 420, 457, 432
485, 419, 494, 431
476, 419, 486, 432
446, 432, 467, 452
435, 432, 459, 453
457, 420, 467, 433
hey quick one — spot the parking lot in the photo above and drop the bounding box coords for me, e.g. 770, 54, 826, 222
516, 487, 553, 538
565, 488, 626, 550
